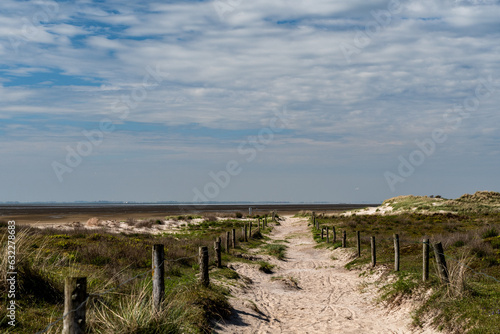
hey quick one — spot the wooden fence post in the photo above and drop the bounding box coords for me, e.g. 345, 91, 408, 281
321, 228, 324, 240
394, 234, 400, 272
326, 227, 329, 243
371, 236, 376, 267
152, 244, 165, 312
433, 242, 449, 284
333, 226, 336, 243
265, 216, 268, 227
63, 277, 87, 334
312, 212, 316, 229
244, 224, 248, 242
423, 238, 429, 282
199, 246, 209, 287
357, 231, 361, 257
226, 231, 230, 253
214, 238, 222, 268
258, 219, 261, 230
232, 229, 236, 248
249, 221, 252, 238
342, 231, 347, 248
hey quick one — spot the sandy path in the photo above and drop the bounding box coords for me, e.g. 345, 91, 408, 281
214, 216, 436, 334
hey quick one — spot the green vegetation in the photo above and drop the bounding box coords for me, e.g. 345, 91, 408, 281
310, 192, 500, 333
257, 261, 275, 274
0, 215, 276, 333
261, 243, 287, 260
383, 191, 500, 214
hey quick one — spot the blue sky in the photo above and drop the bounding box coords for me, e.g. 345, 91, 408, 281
1, 0, 499, 203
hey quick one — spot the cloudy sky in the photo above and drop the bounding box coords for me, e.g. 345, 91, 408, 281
1, 0, 499, 203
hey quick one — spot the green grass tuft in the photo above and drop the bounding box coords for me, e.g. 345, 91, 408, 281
262, 244, 287, 260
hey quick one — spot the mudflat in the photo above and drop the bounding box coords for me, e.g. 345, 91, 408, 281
0, 203, 373, 225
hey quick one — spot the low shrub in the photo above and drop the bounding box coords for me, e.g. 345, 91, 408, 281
482, 227, 499, 239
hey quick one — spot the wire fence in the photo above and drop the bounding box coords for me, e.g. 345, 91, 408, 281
312, 222, 500, 284
30, 221, 265, 333
35, 254, 199, 334
32, 217, 500, 333
372, 237, 499, 283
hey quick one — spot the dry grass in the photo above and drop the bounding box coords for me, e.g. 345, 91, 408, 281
0, 228, 64, 303
446, 250, 474, 298
315, 210, 500, 333
88, 280, 191, 333
0, 218, 241, 333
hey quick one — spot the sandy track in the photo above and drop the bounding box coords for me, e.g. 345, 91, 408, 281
214, 216, 436, 334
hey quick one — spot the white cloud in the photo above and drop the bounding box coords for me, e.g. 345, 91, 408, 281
1, 0, 500, 201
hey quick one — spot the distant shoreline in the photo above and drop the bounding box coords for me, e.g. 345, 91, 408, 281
0, 203, 377, 225
0, 203, 377, 215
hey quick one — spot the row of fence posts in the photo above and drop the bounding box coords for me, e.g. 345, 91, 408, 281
312, 213, 449, 284
61, 214, 274, 334
249, 207, 277, 220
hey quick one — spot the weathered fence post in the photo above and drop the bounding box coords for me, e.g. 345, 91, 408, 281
226, 231, 230, 253
433, 242, 449, 284
357, 231, 361, 257
199, 246, 209, 287
312, 212, 316, 229
272, 211, 276, 222
63, 277, 87, 334
152, 244, 165, 312
232, 229, 236, 248
214, 238, 222, 268
258, 219, 261, 230
342, 230, 347, 248
423, 238, 429, 282
244, 224, 248, 242
249, 221, 252, 238
326, 227, 329, 243
321, 228, 324, 240
371, 236, 376, 267
394, 234, 400, 271
333, 226, 336, 243
265, 216, 268, 227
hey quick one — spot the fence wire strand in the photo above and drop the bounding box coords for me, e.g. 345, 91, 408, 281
35, 254, 199, 334
37, 220, 499, 333
313, 224, 500, 283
